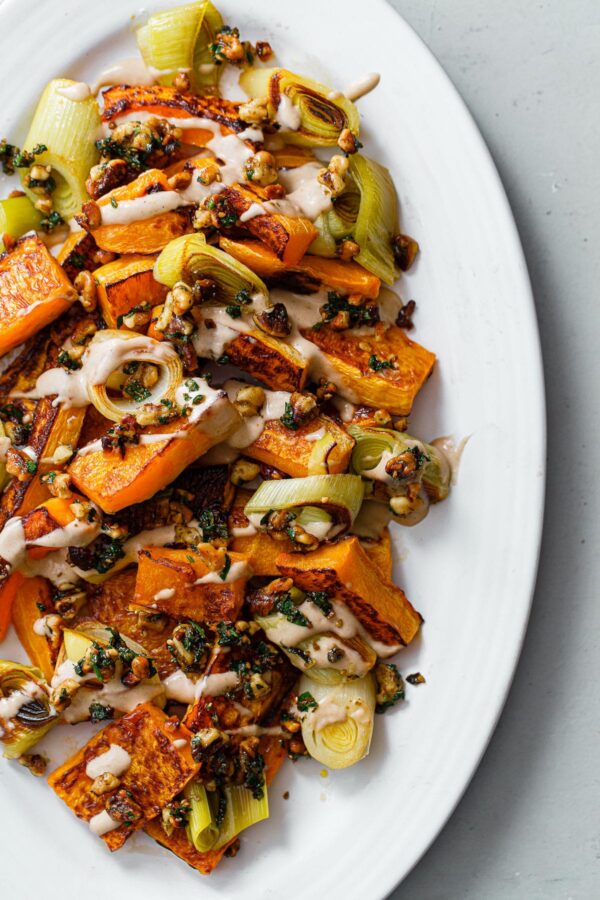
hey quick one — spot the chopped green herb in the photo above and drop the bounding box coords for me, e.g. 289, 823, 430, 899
89, 702, 114, 723
305, 590, 333, 617
25, 459, 37, 474
280, 401, 298, 430
275, 593, 309, 627
219, 553, 232, 581
123, 380, 151, 403
368, 354, 395, 372
225, 305, 242, 319
110, 197, 118, 208
297, 691, 318, 712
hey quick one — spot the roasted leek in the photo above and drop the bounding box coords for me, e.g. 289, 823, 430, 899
0, 661, 59, 758
136, 0, 224, 93
312, 154, 400, 284
155, 233, 269, 308
186, 779, 269, 851
298, 673, 376, 769
239, 67, 359, 147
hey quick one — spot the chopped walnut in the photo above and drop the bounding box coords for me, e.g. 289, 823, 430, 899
234, 385, 265, 418
53, 588, 86, 621
50, 678, 80, 712
336, 238, 360, 262
211, 26, 246, 64
44, 472, 72, 499
230, 458, 260, 486
396, 299, 416, 330
243, 151, 278, 186
52, 443, 75, 466
106, 789, 143, 825
254, 302, 291, 337
5, 447, 35, 482
385, 449, 420, 480
170, 282, 194, 316
337, 128, 361, 155
73, 270, 98, 312
285, 391, 318, 428
76, 200, 101, 230
255, 41, 274, 61
18, 753, 48, 777
90, 772, 121, 796
167, 170, 192, 191
391, 233, 419, 271
318, 155, 349, 197
239, 97, 270, 125
173, 71, 191, 91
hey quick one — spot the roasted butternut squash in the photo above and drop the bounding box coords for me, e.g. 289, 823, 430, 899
11, 576, 55, 680
94, 254, 169, 329
217, 184, 317, 265
86, 569, 176, 679
304, 324, 436, 416
0, 572, 24, 641
276, 536, 422, 647
101, 84, 244, 136
49, 703, 199, 851
57, 231, 104, 282
21, 494, 84, 559
226, 330, 309, 393
0, 235, 77, 355
219, 238, 381, 299
145, 735, 287, 874
362, 528, 393, 581
243, 414, 355, 478
69, 395, 240, 514
134, 546, 250, 622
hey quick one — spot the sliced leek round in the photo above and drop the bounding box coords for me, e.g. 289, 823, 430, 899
21, 79, 100, 219
155, 233, 269, 308
311, 154, 400, 284
186, 780, 269, 852
136, 0, 224, 94
244, 474, 364, 535
239, 67, 360, 147
0, 661, 59, 759
84, 330, 183, 423
298, 673, 376, 769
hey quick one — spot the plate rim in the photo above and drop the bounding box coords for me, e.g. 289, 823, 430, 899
0, 0, 547, 896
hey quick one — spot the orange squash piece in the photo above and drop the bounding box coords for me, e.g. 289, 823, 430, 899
362, 528, 393, 581
11, 576, 55, 680
0, 235, 77, 355
304, 324, 436, 416
243, 414, 355, 478
0, 572, 24, 641
219, 238, 381, 299
276, 536, 422, 647
228, 489, 294, 576
94, 254, 169, 329
101, 84, 243, 135
69, 396, 240, 514
144, 735, 287, 874
225, 330, 309, 393
57, 231, 104, 282
134, 545, 250, 622
48, 704, 199, 851
217, 184, 317, 265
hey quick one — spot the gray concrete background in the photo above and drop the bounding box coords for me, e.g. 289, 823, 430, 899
386, 2, 599, 897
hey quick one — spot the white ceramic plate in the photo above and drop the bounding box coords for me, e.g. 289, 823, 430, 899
0, 1, 545, 897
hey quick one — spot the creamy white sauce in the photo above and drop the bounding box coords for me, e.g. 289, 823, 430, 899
163, 669, 239, 704
89, 810, 121, 836
238, 126, 264, 142
16, 333, 179, 410
194, 559, 251, 584
172, 738, 187, 749
279, 163, 332, 220
230, 522, 257, 538
262, 597, 400, 660
431, 435, 470, 485
0, 681, 45, 722
0, 511, 99, 579
239, 202, 267, 223
343, 72, 381, 101
51, 659, 164, 723
33, 616, 52, 637
276, 94, 302, 131
304, 693, 372, 732
225, 724, 286, 737
153, 587, 175, 601
99, 190, 187, 226
224, 380, 291, 450
57, 82, 92, 102
85, 743, 131, 779
305, 426, 326, 442
191, 306, 252, 360
93, 58, 157, 94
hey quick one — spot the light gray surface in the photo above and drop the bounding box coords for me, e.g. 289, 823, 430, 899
387, 1, 600, 898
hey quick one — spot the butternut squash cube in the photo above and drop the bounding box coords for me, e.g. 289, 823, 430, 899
276, 536, 422, 647
94, 254, 169, 329
304, 324, 435, 416
243, 413, 354, 478
69, 393, 240, 514
48, 703, 199, 851
0, 234, 77, 355
134, 545, 249, 622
